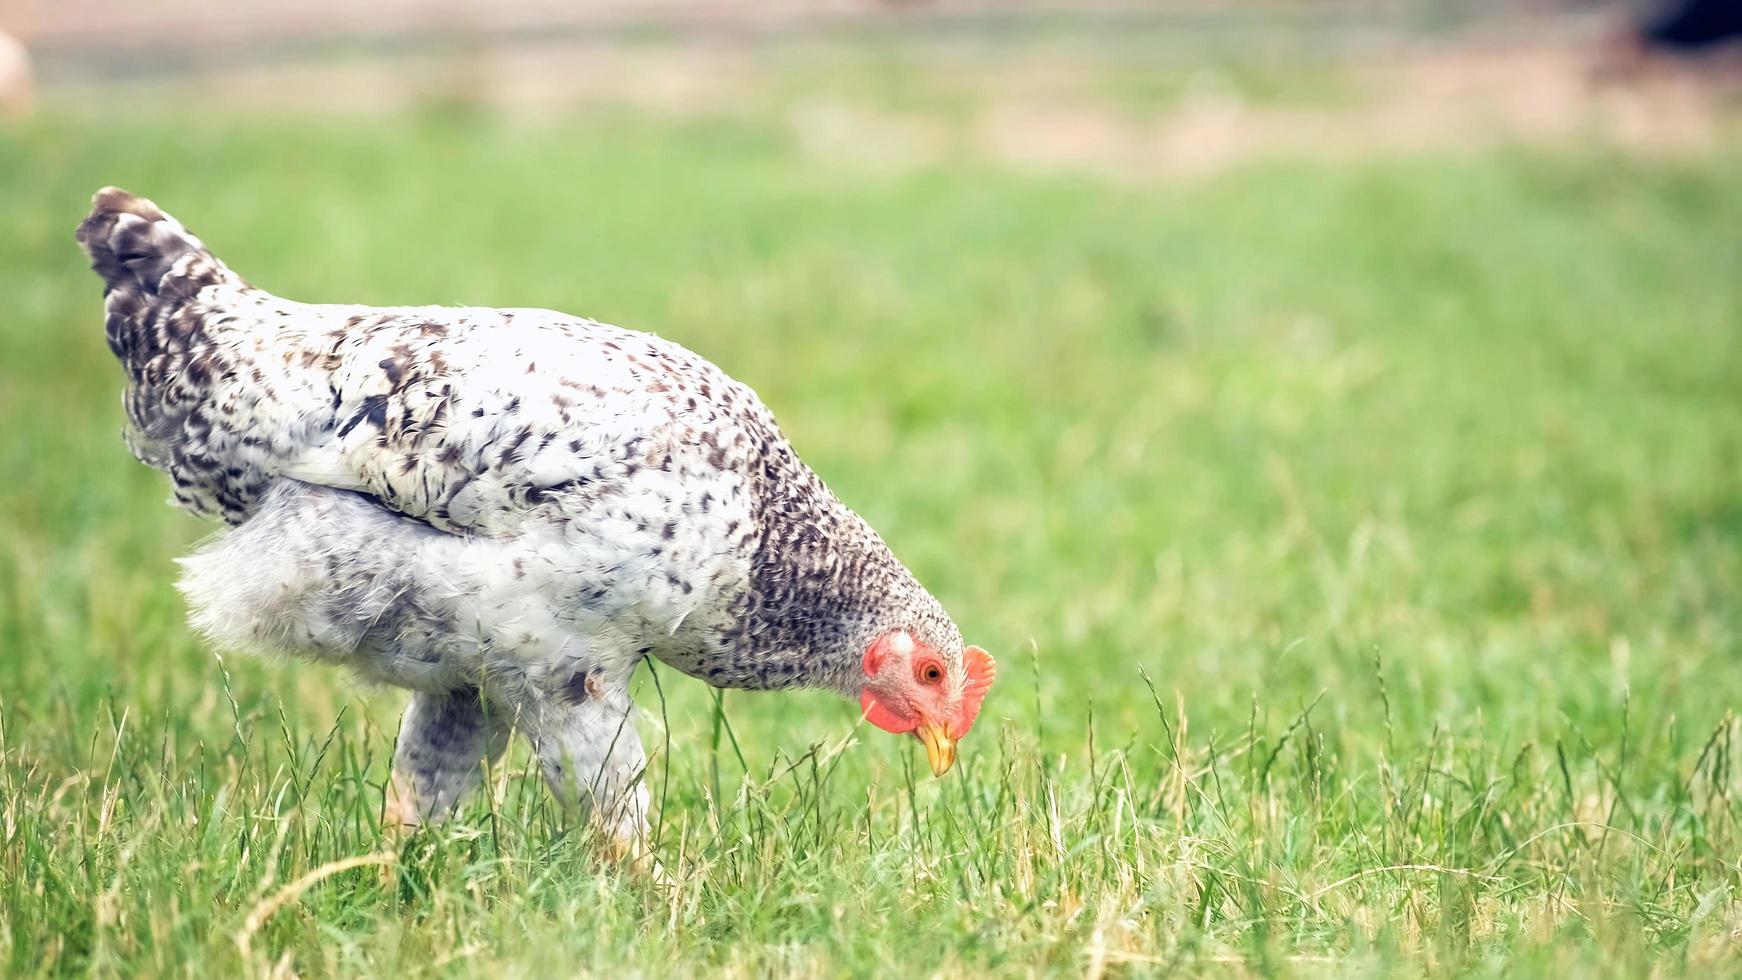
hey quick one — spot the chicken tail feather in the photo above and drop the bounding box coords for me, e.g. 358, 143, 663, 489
76, 186, 234, 302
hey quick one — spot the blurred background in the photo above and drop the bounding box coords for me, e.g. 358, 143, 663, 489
5, 2, 1742, 165
2, 3, 1741, 972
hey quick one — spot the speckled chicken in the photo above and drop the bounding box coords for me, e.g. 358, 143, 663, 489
77, 188, 994, 849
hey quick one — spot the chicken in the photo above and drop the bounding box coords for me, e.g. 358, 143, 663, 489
77, 188, 995, 852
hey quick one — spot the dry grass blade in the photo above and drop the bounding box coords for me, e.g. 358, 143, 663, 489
234, 853, 397, 958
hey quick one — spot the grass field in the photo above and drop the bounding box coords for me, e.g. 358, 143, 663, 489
2, 85, 1741, 976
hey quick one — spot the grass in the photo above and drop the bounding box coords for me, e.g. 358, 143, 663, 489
1, 93, 1740, 977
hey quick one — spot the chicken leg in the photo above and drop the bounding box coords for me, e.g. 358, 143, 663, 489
383, 686, 512, 828
523, 678, 652, 859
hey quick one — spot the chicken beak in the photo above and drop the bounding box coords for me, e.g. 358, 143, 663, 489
915, 718, 958, 777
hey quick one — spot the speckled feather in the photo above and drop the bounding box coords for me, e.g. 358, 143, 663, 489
76, 188, 965, 701
78, 187, 974, 839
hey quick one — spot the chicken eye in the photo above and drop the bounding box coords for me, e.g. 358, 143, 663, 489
919, 662, 943, 685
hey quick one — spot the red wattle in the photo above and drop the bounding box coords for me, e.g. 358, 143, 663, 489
860, 691, 916, 734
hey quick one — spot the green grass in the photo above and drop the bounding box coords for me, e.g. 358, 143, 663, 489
1, 104, 1740, 977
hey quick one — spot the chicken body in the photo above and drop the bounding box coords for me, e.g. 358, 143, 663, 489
78, 188, 971, 846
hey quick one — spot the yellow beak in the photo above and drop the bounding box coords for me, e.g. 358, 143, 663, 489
915, 719, 958, 777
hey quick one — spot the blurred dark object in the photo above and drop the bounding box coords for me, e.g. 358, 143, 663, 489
1638, 0, 1742, 51
1595, 0, 1742, 82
